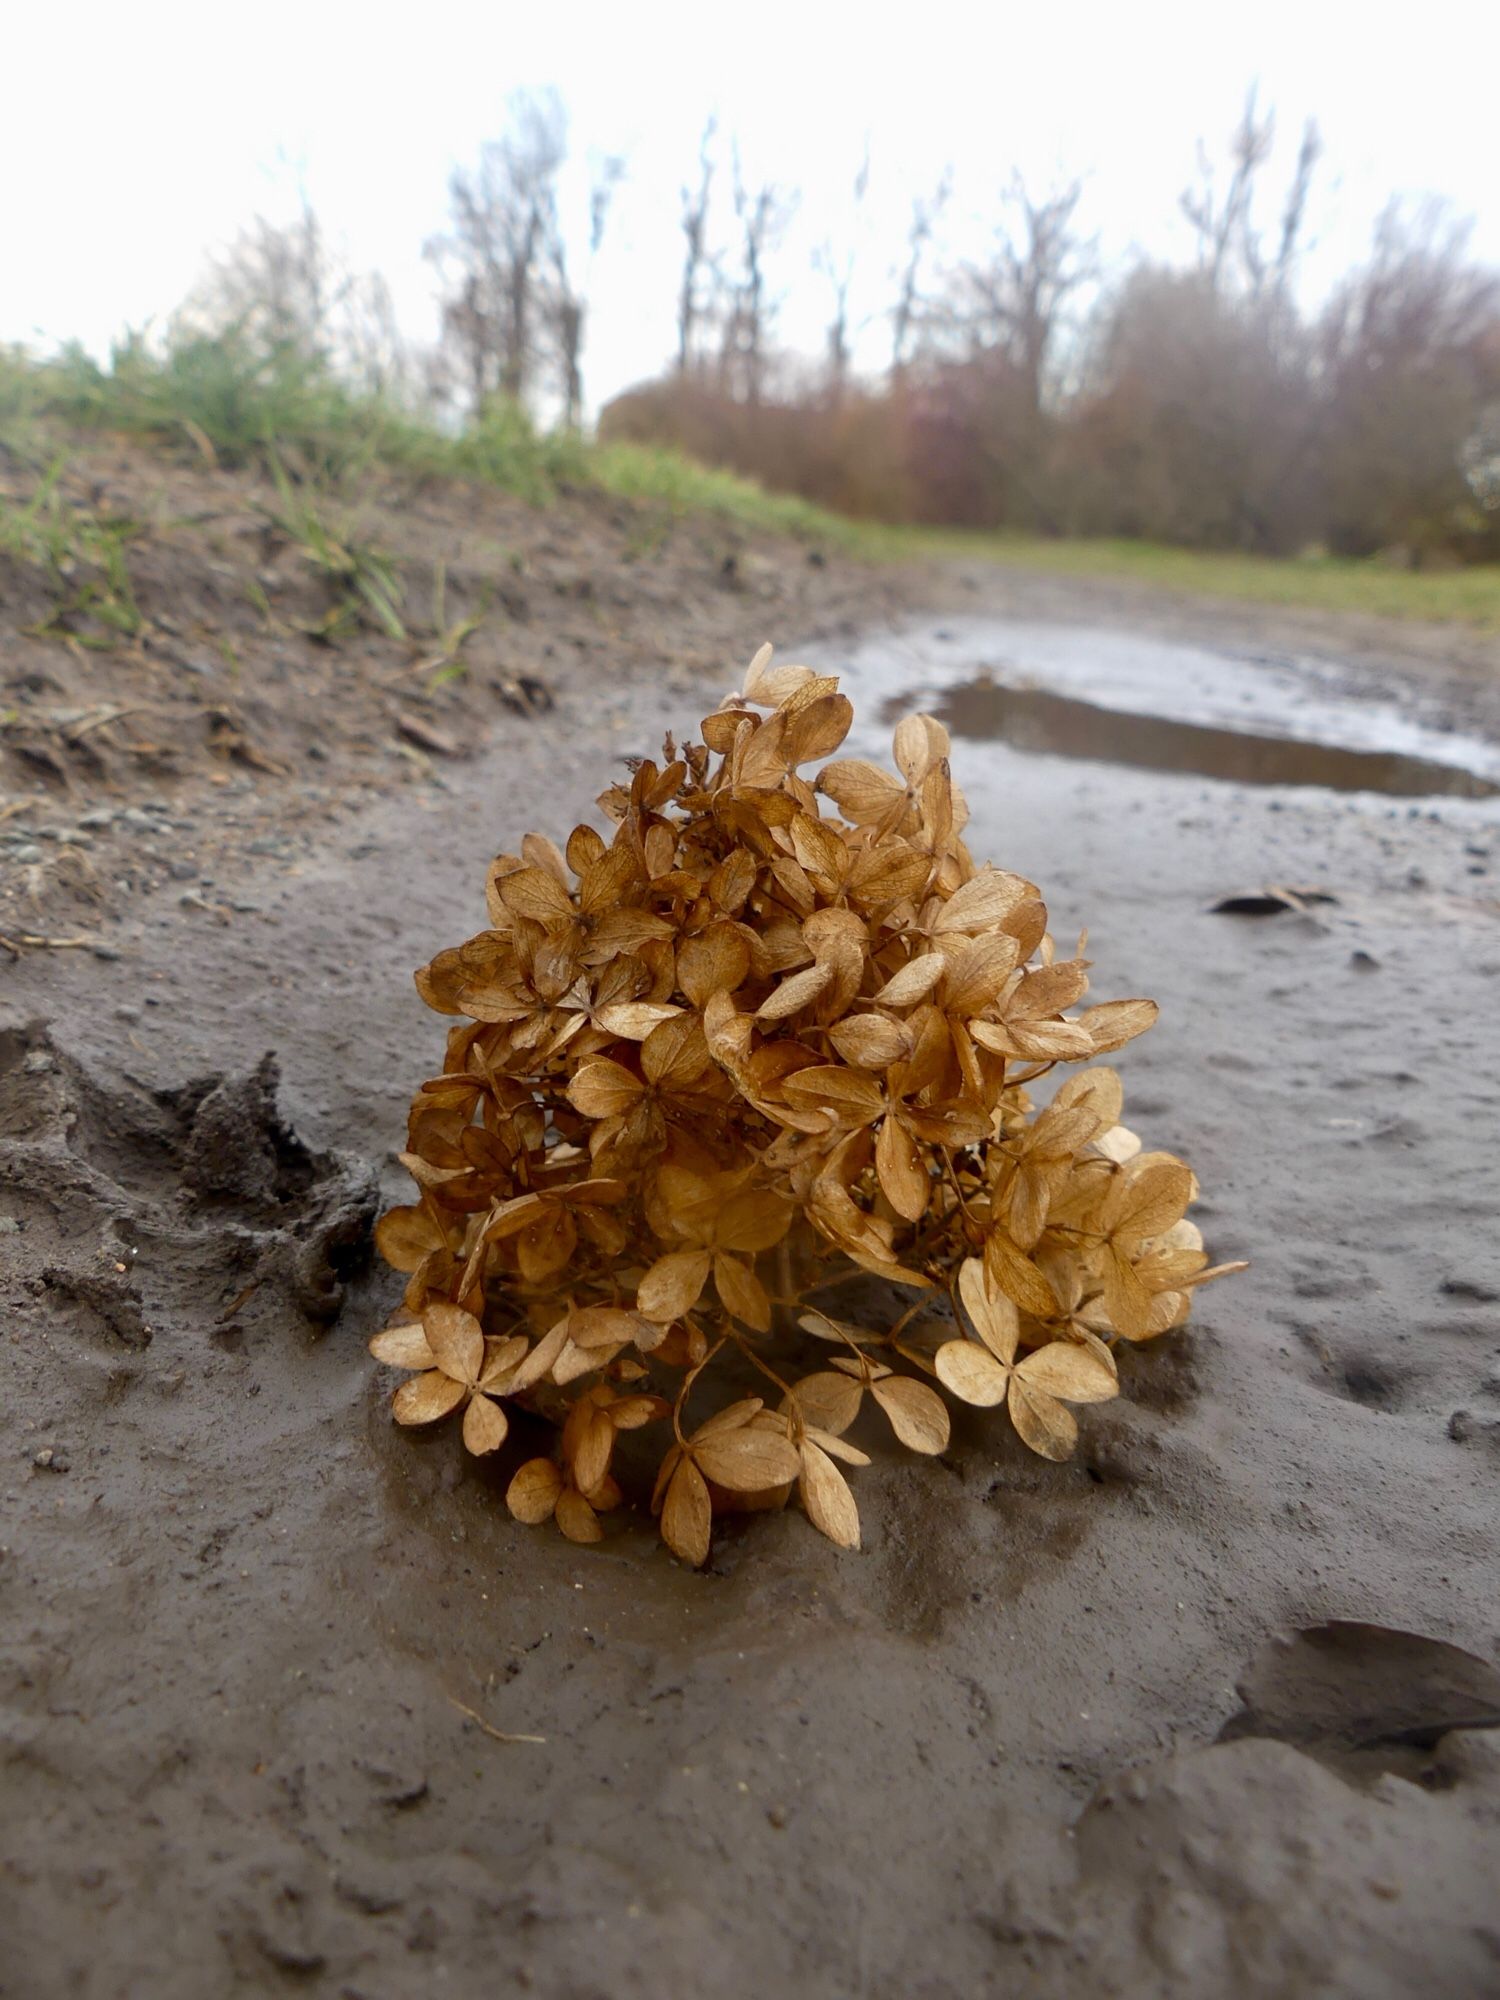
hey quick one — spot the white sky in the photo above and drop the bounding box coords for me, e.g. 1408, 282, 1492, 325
3, 0, 1497, 414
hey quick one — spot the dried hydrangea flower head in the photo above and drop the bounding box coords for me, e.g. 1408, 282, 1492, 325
373, 645, 1242, 1562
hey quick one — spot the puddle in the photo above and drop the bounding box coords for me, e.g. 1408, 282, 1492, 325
910, 675, 1498, 799
833, 617, 1500, 799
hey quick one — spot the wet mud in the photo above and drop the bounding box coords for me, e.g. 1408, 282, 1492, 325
3, 592, 1500, 1997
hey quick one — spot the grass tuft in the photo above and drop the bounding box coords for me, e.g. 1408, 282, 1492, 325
2, 336, 1495, 628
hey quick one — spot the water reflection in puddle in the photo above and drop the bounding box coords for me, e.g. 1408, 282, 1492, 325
901, 675, 1499, 799
836, 618, 1500, 800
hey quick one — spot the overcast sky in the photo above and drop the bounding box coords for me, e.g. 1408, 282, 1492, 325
4, 0, 1497, 412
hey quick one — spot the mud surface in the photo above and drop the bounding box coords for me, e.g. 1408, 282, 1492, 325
3, 576, 1500, 1998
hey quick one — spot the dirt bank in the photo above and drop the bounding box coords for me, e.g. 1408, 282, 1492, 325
3, 514, 1500, 1996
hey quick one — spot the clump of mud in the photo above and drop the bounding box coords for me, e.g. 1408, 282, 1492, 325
0, 1022, 378, 1329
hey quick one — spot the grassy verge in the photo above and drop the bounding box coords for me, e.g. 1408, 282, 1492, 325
0, 337, 854, 541
867, 526, 1500, 631
4, 337, 1496, 630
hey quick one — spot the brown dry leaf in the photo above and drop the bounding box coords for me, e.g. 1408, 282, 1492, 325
374, 647, 1239, 1564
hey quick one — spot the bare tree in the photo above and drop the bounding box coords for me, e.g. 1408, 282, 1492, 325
890, 172, 950, 380
723, 149, 796, 406
549, 154, 624, 430
677, 120, 718, 376
1269, 118, 1322, 303
1179, 87, 1318, 307
954, 177, 1095, 417
426, 90, 567, 416
813, 146, 871, 404
1181, 88, 1274, 295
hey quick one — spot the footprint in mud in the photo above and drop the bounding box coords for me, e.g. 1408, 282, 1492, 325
0, 1021, 378, 1328
1219, 1621, 1500, 1782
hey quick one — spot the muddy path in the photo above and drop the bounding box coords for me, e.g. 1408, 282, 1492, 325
3, 595, 1500, 1998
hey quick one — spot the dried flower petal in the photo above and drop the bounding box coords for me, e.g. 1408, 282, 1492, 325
869, 1375, 950, 1454
462, 1393, 509, 1456
507, 1457, 563, 1523
392, 1371, 467, 1426
800, 1440, 861, 1548
375, 644, 1239, 1564
661, 1457, 712, 1566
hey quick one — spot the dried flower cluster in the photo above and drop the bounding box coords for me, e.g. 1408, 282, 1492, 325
373, 646, 1240, 1562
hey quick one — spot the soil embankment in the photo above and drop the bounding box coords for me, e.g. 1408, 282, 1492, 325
3, 455, 1500, 1998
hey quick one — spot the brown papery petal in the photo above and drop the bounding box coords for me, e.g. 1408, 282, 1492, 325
756, 962, 834, 1021
818, 759, 904, 823
572, 1409, 614, 1495
476, 1333, 529, 1388
1008, 1381, 1080, 1461
368, 1324, 437, 1372
506, 1457, 563, 1523
556, 1488, 605, 1545
594, 1001, 682, 1041
931, 869, 1031, 934
609, 1395, 669, 1432
500, 866, 576, 925
691, 1397, 764, 1441
934, 1339, 1011, 1407
870, 1375, 951, 1454
800, 1442, 861, 1549
783, 692, 853, 765
804, 1427, 872, 1467
661, 1458, 712, 1566
1080, 997, 1160, 1054
462, 1393, 509, 1456
786, 1370, 864, 1434
693, 1426, 802, 1492
375, 1204, 446, 1274
984, 1230, 1060, 1320
422, 1302, 485, 1385
1015, 1342, 1119, 1404
508, 1316, 571, 1390
876, 1115, 930, 1223
678, 925, 751, 1009
1110, 1161, 1195, 1244
958, 1256, 1021, 1366
828, 1014, 911, 1069
392, 1370, 467, 1426
568, 1306, 659, 1351
714, 1250, 772, 1333
637, 1248, 712, 1322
